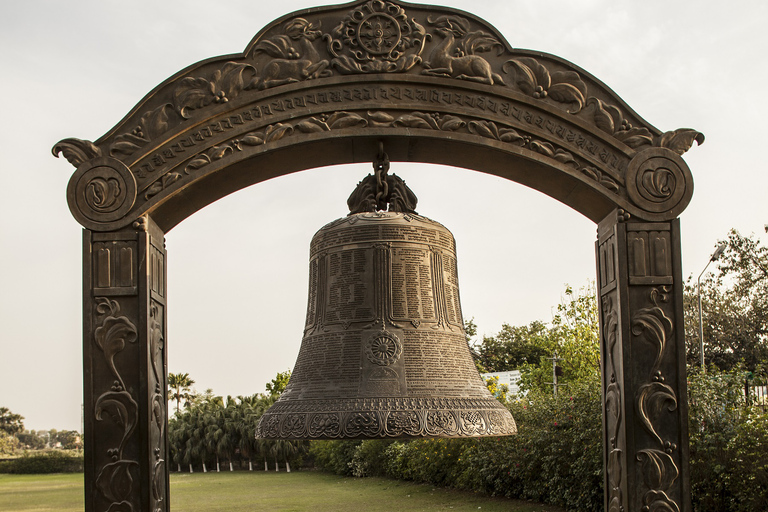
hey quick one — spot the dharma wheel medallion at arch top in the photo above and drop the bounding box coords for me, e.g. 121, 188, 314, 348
53, 1, 702, 511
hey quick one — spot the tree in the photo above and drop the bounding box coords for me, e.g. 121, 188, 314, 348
16, 430, 46, 450
168, 373, 196, 415
469, 283, 600, 394
471, 321, 549, 373
684, 230, 768, 371
0, 407, 24, 435
265, 370, 291, 397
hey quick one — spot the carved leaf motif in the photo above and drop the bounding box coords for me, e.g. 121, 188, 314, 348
368, 111, 395, 125
642, 490, 681, 512
608, 448, 622, 487
553, 148, 578, 167
330, 55, 366, 74
582, 166, 600, 181
608, 495, 623, 512
94, 303, 138, 389
588, 97, 620, 134
110, 105, 175, 158
264, 123, 294, 142
95, 297, 119, 316
656, 128, 705, 155
173, 77, 212, 118
530, 140, 555, 157
95, 390, 138, 455
208, 145, 233, 160
503, 58, 550, 95
173, 62, 256, 118
239, 134, 265, 146
144, 173, 181, 200
637, 449, 679, 492
52, 138, 102, 167
184, 155, 211, 173
499, 127, 524, 144
467, 120, 500, 139
605, 381, 622, 448
439, 115, 465, 131
152, 458, 165, 501
615, 126, 654, 149
95, 459, 139, 506
637, 381, 678, 446
548, 70, 588, 112
296, 118, 330, 133
326, 111, 368, 129
600, 175, 620, 193
184, 144, 235, 174
394, 113, 438, 129
632, 304, 673, 375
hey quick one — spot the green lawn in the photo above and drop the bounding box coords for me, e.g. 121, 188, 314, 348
0, 471, 565, 512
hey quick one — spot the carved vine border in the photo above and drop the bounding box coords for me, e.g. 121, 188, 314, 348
138, 110, 620, 201
631, 286, 681, 512
93, 298, 139, 511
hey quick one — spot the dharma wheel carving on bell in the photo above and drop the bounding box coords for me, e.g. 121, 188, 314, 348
256, 209, 516, 439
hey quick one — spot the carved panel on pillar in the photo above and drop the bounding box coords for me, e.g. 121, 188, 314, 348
146, 224, 168, 512
597, 217, 626, 512
597, 214, 689, 512
84, 219, 168, 512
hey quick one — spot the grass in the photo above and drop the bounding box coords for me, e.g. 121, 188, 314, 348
0, 471, 565, 512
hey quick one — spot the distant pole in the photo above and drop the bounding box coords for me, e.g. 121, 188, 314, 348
548, 350, 561, 397
697, 243, 727, 372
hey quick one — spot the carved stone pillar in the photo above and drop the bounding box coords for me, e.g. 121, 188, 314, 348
596, 211, 691, 512
82, 216, 168, 512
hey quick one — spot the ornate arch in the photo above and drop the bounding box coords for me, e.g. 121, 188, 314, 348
55, 1, 698, 511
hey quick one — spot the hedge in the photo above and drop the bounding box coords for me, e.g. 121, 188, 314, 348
0, 451, 84, 474
309, 369, 768, 512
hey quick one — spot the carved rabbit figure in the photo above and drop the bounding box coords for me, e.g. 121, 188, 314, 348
253, 18, 332, 89
422, 15, 504, 86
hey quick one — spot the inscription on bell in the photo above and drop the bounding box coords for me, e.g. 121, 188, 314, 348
325, 248, 374, 324
391, 247, 435, 321
258, 211, 516, 439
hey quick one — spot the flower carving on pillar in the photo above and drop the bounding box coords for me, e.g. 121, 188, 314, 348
325, 0, 427, 73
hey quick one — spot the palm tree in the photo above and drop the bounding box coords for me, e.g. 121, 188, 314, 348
168, 373, 195, 415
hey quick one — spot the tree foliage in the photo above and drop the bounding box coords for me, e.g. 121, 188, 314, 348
469, 282, 600, 394
168, 372, 196, 415
167, 371, 307, 473
0, 407, 24, 436
685, 229, 768, 371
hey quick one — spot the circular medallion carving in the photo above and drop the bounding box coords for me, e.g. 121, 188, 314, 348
67, 157, 136, 225
357, 13, 402, 55
365, 330, 402, 366
625, 148, 693, 217
326, 0, 426, 73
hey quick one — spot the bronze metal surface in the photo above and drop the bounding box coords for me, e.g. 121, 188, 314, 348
257, 211, 516, 439
57, 1, 699, 510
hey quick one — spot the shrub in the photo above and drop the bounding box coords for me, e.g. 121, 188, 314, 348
465, 377, 603, 511
348, 440, 392, 477
308, 440, 361, 476
688, 366, 768, 512
0, 450, 83, 474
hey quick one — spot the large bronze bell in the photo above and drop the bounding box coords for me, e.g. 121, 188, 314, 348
256, 154, 516, 439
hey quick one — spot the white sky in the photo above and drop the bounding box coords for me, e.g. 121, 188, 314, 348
1, 0, 766, 432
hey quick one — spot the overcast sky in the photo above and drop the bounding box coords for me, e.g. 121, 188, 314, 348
1, 0, 766, 432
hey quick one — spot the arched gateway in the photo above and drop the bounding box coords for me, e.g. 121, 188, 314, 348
54, 1, 702, 510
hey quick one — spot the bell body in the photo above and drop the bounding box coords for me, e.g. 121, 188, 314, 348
256, 212, 516, 439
